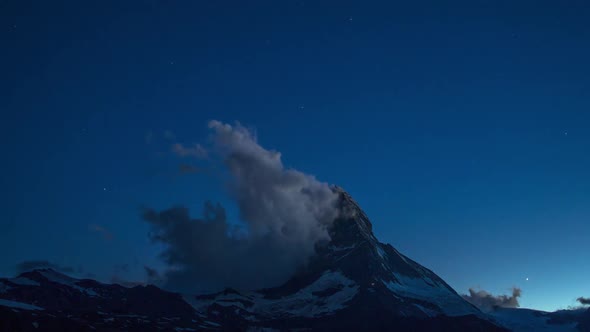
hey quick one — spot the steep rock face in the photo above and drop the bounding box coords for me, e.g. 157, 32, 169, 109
253, 187, 480, 316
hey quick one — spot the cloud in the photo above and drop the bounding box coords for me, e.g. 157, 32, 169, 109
89, 224, 113, 241
171, 143, 208, 159
144, 266, 159, 278
143, 120, 340, 293
16, 260, 76, 274
577, 297, 590, 306
108, 265, 163, 288
462, 288, 522, 312
144, 266, 162, 285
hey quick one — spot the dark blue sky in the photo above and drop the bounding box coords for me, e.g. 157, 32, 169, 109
1, 1, 589, 311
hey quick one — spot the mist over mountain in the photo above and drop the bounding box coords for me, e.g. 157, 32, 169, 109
143, 121, 341, 293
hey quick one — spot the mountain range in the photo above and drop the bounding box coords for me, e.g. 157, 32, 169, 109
1, 188, 588, 331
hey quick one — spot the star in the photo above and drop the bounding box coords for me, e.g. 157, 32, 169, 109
526, 277, 529, 281
103, 187, 107, 191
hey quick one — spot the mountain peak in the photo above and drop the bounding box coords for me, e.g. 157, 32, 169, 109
180, 187, 498, 330
331, 186, 375, 245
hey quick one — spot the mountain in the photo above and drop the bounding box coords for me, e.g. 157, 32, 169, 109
0, 188, 527, 331
0, 268, 208, 331
184, 187, 506, 331
487, 307, 590, 332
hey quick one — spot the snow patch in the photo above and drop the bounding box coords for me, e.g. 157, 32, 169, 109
0, 299, 44, 310
0, 281, 12, 293
9, 277, 40, 286
384, 274, 477, 316
329, 244, 356, 252
247, 328, 280, 332
376, 244, 387, 259
254, 270, 358, 318
413, 304, 437, 317
189, 270, 359, 319
185, 291, 256, 311
490, 308, 578, 332
39, 270, 99, 297
116, 314, 148, 318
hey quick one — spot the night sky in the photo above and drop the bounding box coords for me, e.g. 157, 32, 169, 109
1, 1, 589, 312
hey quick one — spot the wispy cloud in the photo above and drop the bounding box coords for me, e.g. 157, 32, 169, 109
462, 287, 521, 312
144, 266, 163, 285
171, 143, 208, 159
143, 120, 340, 293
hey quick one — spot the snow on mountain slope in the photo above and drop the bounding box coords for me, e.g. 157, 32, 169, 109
258, 270, 358, 318
7, 277, 40, 287
0, 269, 209, 331
0, 281, 11, 294
490, 308, 580, 332
383, 273, 476, 316
0, 299, 44, 311
298, 187, 479, 317
188, 270, 359, 319
36, 269, 100, 297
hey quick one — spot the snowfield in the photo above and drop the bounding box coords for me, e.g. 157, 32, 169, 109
8, 277, 40, 286
187, 270, 359, 319
384, 273, 479, 317
0, 281, 12, 293
39, 269, 100, 297
0, 299, 44, 311
489, 308, 579, 332
254, 270, 359, 318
